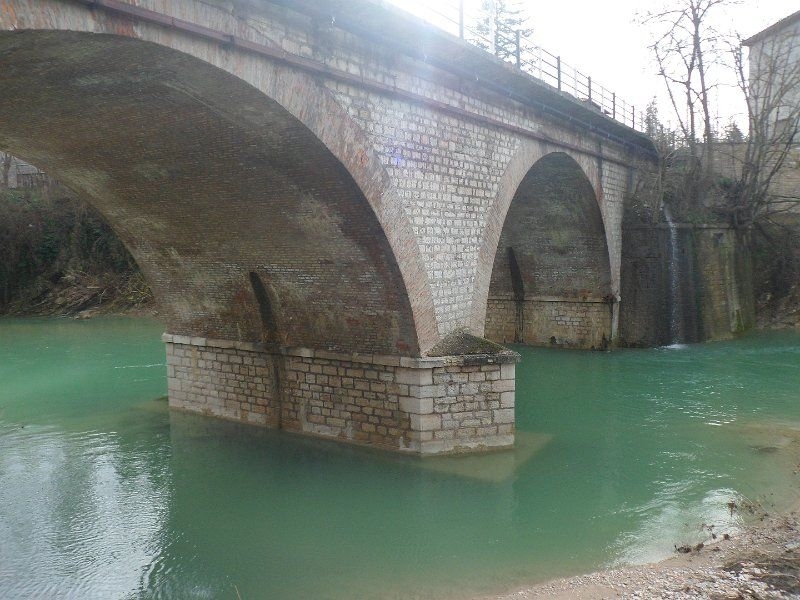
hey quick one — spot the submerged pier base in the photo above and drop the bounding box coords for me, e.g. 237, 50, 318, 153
163, 334, 518, 455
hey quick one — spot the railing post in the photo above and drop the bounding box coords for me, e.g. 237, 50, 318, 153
557, 56, 561, 91
455, 16, 636, 127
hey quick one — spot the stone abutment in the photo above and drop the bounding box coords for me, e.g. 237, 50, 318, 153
619, 224, 755, 347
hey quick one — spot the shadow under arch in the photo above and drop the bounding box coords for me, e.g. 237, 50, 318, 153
472, 146, 613, 349
0, 26, 435, 356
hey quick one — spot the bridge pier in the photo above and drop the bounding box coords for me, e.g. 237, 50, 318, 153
163, 334, 517, 455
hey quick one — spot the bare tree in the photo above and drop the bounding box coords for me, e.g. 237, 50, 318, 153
644, 0, 726, 176
728, 27, 800, 226
644, 2, 800, 227
1, 152, 11, 189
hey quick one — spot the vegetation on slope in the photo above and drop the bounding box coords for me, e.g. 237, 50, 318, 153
0, 185, 152, 316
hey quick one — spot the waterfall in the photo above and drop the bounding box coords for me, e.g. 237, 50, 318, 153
662, 204, 684, 345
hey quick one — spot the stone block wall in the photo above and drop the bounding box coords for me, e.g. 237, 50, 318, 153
618, 226, 671, 347
164, 335, 517, 455
426, 362, 516, 455
485, 297, 612, 348
619, 225, 755, 346
279, 349, 410, 449
164, 334, 280, 427
693, 227, 755, 338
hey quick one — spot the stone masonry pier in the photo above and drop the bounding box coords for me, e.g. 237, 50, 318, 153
164, 334, 517, 455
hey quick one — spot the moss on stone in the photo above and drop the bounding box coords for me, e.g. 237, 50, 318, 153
427, 330, 514, 357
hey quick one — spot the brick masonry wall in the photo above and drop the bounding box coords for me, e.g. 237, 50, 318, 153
618, 226, 671, 347
214, 0, 637, 343
331, 78, 631, 341
164, 335, 517, 455
0, 0, 651, 363
480, 151, 615, 347
600, 161, 631, 294
485, 298, 612, 348
2, 0, 642, 353
165, 335, 280, 427
0, 1, 433, 355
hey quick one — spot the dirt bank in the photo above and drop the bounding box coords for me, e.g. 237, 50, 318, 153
758, 282, 800, 332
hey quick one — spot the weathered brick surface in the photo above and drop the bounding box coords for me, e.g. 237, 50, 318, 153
485, 298, 612, 348
478, 151, 615, 347
165, 335, 516, 455
470, 139, 630, 342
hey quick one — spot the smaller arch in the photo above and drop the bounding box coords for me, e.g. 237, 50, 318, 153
473, 145, 613, 349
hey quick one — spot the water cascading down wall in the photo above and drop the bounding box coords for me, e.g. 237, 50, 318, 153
619, 214, 756, 347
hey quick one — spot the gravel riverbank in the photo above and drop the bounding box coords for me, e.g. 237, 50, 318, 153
475, 509, 800, 600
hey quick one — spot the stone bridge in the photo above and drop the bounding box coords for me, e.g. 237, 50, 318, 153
0, 0, 655, 454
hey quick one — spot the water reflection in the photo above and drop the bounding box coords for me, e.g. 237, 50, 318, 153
0, 422, 171, 598
161, 411, 531, 599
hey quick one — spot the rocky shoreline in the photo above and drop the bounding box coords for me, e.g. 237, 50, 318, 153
477, 510, 800, 599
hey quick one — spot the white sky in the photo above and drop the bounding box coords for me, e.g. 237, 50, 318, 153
387, 0, 798, 131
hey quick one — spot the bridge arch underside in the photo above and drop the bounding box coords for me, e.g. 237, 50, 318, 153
484, 152, 613, 349
0, 31, 419, 356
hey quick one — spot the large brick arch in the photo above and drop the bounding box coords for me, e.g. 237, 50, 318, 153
471, 141, 613, 347
0, 17, 436, 354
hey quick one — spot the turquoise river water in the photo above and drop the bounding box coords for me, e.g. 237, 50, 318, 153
1, 317, 800, 599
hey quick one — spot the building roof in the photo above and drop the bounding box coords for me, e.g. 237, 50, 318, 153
12, 157, 40, 175
742, 10, 800, 46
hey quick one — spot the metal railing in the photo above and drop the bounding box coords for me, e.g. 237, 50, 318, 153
388, 0, 643, 131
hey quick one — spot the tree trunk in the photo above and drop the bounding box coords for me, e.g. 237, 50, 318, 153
1, 153, 11, 189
